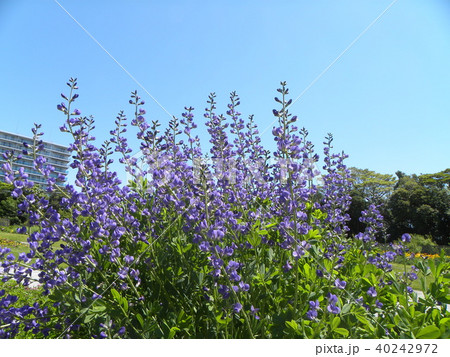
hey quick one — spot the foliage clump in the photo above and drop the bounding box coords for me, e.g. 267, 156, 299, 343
0, 80, 449, 338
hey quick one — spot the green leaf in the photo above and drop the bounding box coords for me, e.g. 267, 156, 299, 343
331, 316, 340, 330
306, 229, 321, 239
370, 273, 377, 285
168, 327, 180, 339
268, 247, 274, 261
355, 314, 368, 325
84, 313, 95, 324
91, 304, 107, 313
334, 328, 349, 337
136, 313, 144, 328
176, 310, 186, 323
285, 320, 298, 331
264, 223, 277, 229
429, 259, 436, 277
252, 219, 261, 229
312, 209, 326, 220
216, 312, 230, 325
183, 243, 192, 253
355, 315, 375, 332
197, 272, 204, 285
304, 325, 314, 338
341, 303, 351, 314
259, 263, 266, 276
122, 298, 129, 313
111, 288, 121, 303
409, 305, 415, 318
248, 232, 262, 247
361, 277, 372, 287
416, 325, 441, 339
303, 263, 311, 279
398, 295, 409, 309
431, 309, 439, 321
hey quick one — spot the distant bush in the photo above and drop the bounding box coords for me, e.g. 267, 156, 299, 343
405, 234, 438, 254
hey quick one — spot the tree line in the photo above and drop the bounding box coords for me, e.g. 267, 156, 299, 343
0, 182, 67, 226
348, 168, 450, 245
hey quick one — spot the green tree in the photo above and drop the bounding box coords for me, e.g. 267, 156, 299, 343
0, 182, 22, 225
349, 167, 396, 205
0, 181, 71, 227
386, 170, 450, 244
418, 168, 450, 189
347, 168, 396, 238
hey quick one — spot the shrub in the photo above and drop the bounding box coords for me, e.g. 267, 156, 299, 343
405, 234, 438, 254
0, 80, 449, 339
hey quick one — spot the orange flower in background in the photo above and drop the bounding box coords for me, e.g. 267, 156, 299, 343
405, 252, 449, 260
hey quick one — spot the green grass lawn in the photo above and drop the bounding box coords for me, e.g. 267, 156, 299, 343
0, 231, 30, 256
391, 262, 434, 292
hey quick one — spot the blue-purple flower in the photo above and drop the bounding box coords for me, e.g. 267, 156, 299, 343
283, 260, 292, 272
306, 299, 320, 320
334, 278, 347, 290
117, 267, 129, 280
327, 294, 340, 314
250, 305, 260, 320
306, 309, 318, 320
401, 233, 411, 243
233, 303, 242, 313
367, 286, 377, 297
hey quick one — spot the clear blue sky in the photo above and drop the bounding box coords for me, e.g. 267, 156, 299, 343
1, 0, 449, 184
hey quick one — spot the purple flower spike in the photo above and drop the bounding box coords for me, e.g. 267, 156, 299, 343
367, 286, 377, 297
309, 300, 320, 310
283, 260, 292, 272
292, 245, 305, 260
250, 305, 260, 319
17, 226, 27, 234
208, 229, 224, 240
327, 304, 341, 314
117, 267, 129, 280
326, 293, 341, 314
306, 309, 318, 320
124, 255, 134, 265
233, 303, 242, 313
401, 233, 411, 243
328, 293, 338, 304
334, 278, 347, 290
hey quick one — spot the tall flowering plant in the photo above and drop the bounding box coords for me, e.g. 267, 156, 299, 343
0, 79, 448, 339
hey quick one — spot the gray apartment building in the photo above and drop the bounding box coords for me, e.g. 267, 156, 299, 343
0, 130, 70, 186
